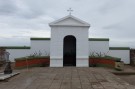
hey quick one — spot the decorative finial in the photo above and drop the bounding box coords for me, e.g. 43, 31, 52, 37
67, 8, 73, 15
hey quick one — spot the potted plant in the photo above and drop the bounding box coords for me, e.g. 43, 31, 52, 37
115, 60, 124, 71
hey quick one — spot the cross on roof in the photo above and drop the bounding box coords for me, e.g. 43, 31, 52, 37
67, 8, 73, 15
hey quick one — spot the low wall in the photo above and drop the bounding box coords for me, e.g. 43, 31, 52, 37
109, 47, 130, 64
1, 46, 31, 62
89, 58, 116, 68
15, 57, 50, 69
15, 56, 120, 68
89, 38, 109, 55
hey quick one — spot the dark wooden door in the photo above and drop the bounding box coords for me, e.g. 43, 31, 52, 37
63, 35, 76, 66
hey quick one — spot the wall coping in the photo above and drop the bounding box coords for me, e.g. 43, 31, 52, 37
0, 46, 30, 49
30, 38, 50, 40
109, 47, 130, 50
30, 37, 110, 41
15, 56, 50, 61
89, 38, 109, 41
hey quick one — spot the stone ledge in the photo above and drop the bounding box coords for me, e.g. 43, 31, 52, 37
0, 72, 20, 80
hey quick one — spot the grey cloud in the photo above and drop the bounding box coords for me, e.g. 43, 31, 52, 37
0, 0, 18, 15
0, 0, 135, 48
0, 37, 30, 46
102, 15, 135, 31
98, 0, 122, 14
102, 23, 122, 30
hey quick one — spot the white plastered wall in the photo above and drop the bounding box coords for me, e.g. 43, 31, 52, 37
108, 50, 130, 64
30, 40, 50, 56
89, 41, 109, 56
50, 26, 89, 67
7, 49, 30, 62
5, 39, 130, 64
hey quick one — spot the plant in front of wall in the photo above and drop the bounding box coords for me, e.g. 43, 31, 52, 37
89, 52, 121, 68
89, 52, 97, 67
29, 52, 38, 58
38, 50, 42, 56
89, 52, 95, 57
103, 51, 110, 57
96, 52, 103, 57
89, 52, 120, 60
44, 51, 49, 56
28, 50, 43, 59
15, 50, 50, 69
89, 52, 104, 58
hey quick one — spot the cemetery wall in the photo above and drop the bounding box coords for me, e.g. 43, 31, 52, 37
89, 38, 109, 55
108, 47, 130, 64
30, 38, 50, 56
2, 38, 130, 64
6, 47, 30, 62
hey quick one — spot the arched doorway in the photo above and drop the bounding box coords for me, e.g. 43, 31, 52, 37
63, 35, 76, 66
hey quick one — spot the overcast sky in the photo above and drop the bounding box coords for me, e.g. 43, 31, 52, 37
0, 0, 135, 48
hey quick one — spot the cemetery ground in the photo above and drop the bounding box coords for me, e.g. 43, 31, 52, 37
1, 66, 135, 89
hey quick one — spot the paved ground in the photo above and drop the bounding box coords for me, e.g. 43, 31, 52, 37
114, 65, 135, 86
117, 75, 135, 86
0, 67, 135, 89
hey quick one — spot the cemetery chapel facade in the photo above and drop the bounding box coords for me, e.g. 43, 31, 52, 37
49, 15, 90, 67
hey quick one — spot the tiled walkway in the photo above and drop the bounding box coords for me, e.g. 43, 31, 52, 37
0, 67, 135, 89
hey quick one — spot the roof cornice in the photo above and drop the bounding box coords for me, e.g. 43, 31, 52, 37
109, 47, 130, 50
49, 15, 90, 27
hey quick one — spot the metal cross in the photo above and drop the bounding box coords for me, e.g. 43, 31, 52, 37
67, 8, 73, 15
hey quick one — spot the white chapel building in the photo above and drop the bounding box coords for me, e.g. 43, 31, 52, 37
49, 15, 90, 67
2, 15, 130, 67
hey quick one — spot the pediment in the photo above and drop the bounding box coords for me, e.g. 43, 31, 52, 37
49, 15, 90, 27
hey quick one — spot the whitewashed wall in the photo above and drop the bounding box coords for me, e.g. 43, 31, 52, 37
109, 50, 130, 64
30, 39, 50, 56
7, 49, 30, 62
50, 26, 89, 67
89, 40, 109, 56
49, 15, 90, 67
4, 39, 130, 64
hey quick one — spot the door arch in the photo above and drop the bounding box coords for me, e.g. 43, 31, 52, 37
63, 35, 76, 66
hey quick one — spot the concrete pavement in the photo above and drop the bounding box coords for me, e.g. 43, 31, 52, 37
0, 67, 135, 89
